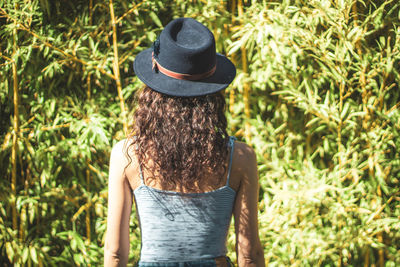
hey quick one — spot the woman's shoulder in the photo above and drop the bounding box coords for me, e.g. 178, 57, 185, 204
228, 140, 257, 191
109, 138, 138, 172
110, 138, 136, 157
109, 138, 140, 189
109, 139, 128, 170
232, 140, 256, 164
110, 139, 130, 161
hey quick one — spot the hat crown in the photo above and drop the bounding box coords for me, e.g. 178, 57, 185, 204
155, 18, 216, 75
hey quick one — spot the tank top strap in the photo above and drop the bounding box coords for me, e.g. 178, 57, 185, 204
138, 163, 145, 185
226, 136, 236, 186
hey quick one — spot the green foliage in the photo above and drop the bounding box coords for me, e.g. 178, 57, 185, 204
228, 0, 400, 265
1, 0, 399, 266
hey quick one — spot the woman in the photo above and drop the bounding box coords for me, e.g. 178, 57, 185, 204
104, 18, 265, 267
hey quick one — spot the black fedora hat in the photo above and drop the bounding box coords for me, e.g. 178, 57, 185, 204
133, 18, 236, 97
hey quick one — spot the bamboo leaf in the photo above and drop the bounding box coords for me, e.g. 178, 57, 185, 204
30, 247, 38, 264
149, 11, 162, 27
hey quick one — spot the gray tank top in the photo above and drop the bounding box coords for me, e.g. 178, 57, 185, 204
133, 136, 237, 262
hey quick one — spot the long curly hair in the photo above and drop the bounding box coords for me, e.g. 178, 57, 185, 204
127, 86, 229, 192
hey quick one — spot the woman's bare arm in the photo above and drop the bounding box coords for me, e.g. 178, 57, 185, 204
104, 140, 132, 267
233, 143, 265, 267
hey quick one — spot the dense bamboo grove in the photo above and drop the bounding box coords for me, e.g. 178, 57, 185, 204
1, 0, 399, 266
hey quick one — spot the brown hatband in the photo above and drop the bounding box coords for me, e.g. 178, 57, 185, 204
152, 53, 216, 81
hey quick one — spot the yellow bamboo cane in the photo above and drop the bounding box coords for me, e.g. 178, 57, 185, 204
86, 167, 91, 243
231, 0, 236, 21
364, 247, 369, 267
11, 16, 19, 234
229, 0, 236, 123
238, 0, 251, 143
115, 1, 144, 25
351, 1, 362, 56
87, 74, 91, 100
338, 80, 344, 167
376, 185, 385, 267
89, 0, 93, 25
19, 151, 29, 241
109, 0, 128, 135
86, 32, 92, 243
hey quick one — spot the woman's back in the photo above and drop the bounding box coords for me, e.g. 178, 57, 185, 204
133, 137, 236, 262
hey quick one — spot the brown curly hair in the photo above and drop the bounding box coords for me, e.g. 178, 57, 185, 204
127, 86, 229, 192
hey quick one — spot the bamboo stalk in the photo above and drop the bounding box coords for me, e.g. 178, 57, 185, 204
377, 231, 384, 267
366, 196, 393, 224
337, 65, 346, 267
364, 247, 370, 267
20, 123, 71, 133
231, 0, 236, 21
86, 167, 91, 243
376, 186, 388, 266
377, 67, 389, 112
87, 73, 91, 99
386, 101, 400, 115
0, 51, 13, 61
237, 0, 251, 143
237, 0, 243, 17
19, 152, 30, 241
0, 61, 14, 67
11, 17, 19, 234
229, 85, 235, 114
36, 201, 40, 239
21, 115, 36, 128
351, 1, 362, 56
88, 162, 103, 177
115, 1, 144, 24
229, 0, 236, 127
38, 253, 43, 267
19, 205, 26, 240
118, 36, 145, 65
86, 32, 92, 242
338, 80, 344, 167
71, 195, 99, 222
243, 81, 251, 142
109, 0, 128, 135
2, 132, 12, 151
360, 65, 370, 130
87, 0, 93, 100
89, 0, 93, 25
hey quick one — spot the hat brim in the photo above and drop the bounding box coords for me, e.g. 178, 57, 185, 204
133, 48, 236, 97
